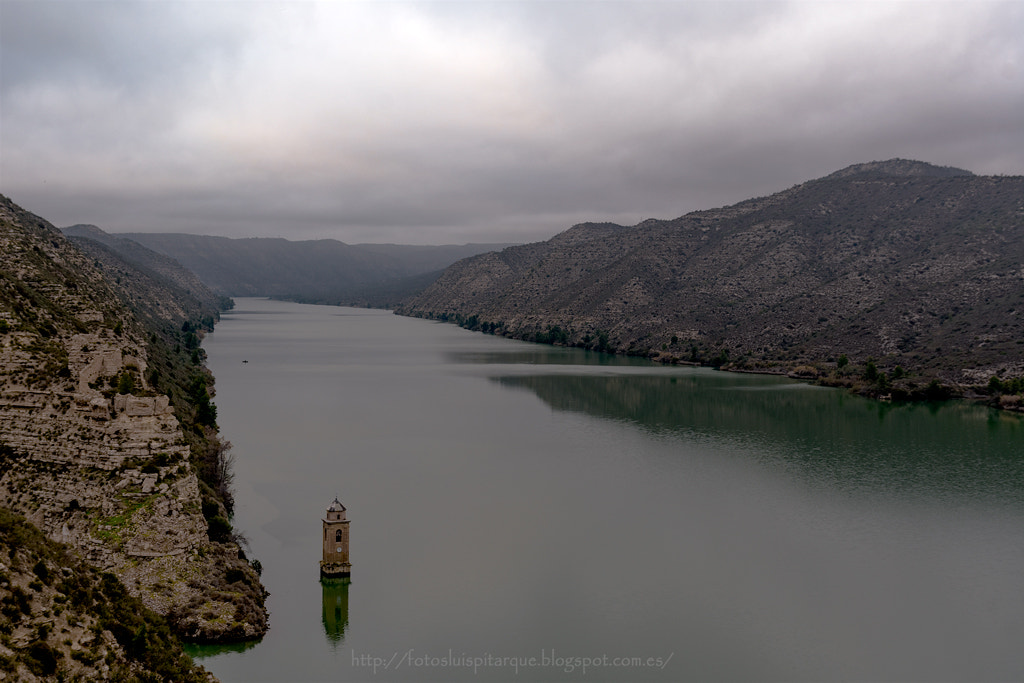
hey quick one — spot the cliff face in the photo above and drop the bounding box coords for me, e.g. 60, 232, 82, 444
398, 161, 1024, 388
0, 195, 267, 643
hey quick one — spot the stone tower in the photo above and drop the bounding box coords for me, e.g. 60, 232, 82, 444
320, 497, 351, 578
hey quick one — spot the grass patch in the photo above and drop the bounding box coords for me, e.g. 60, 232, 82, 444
92, 494, 159, 545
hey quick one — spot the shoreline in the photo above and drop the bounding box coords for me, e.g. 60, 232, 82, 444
384, 306, 1023, 414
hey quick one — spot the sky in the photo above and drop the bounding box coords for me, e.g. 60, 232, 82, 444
1, 1, 1022, 245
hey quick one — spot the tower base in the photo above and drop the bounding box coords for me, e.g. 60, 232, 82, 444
320, 560, 351, 579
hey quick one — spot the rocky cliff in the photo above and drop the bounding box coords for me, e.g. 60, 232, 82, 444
0, 195, 267, 646
398, 160, 1024, 396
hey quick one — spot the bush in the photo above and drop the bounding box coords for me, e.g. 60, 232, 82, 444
924, 379, 952, 401
25, 641, 59, 676
863, 359, 878, 381
207, 516, 232, 543
201, 499, 221, 521
117, 371, 135, 395
225, 568, 247, 584
9, 586, 31, 615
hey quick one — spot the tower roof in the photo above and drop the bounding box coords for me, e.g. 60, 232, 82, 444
327, 497, 346, 512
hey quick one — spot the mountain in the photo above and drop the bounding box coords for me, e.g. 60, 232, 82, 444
397, 160, 1024, 395
1, 194, 267, 649
114, 232, 514, 303
61, 225, 232, 338
61, 224, 229, 316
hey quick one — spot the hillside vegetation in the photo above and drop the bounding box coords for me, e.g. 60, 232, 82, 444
398, 160, 1024, 402
0, 507, 213, 681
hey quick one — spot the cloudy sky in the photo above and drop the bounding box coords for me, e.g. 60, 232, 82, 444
1, 1, 1022, 244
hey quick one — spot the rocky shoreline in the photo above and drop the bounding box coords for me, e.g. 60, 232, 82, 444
400, 309, 1024, 413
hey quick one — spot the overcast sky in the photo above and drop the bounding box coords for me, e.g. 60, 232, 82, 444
1, 1, 1022, 244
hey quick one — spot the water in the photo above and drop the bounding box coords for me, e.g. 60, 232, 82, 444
191, 298, 1024, 682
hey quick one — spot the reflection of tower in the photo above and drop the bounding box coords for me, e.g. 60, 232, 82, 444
320, 497, 351, 578
321, 577, 350, 645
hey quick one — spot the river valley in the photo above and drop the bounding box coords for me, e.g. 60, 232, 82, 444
192, 298, 1024, 682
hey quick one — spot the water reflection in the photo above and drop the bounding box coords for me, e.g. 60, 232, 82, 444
183, 638, 261, 659
445, 348, 654, 367
496, 373, 1024, 502
321, 578, 350, 646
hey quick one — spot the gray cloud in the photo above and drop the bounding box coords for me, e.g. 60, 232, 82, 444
2, 0, 1022, 245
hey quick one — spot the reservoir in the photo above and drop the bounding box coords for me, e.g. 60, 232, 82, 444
194, 298, 1024, 682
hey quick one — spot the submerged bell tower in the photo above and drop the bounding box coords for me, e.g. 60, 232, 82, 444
320, 497, 351, 578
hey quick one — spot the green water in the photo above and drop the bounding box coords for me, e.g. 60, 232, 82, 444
192, 298, 1024, 682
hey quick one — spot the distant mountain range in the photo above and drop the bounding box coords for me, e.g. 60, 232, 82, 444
76, 230, 514, 306
397, 159, 1024, 390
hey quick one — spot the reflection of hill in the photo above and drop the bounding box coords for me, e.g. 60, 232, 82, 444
321, 579, 350, 645
184, 638, 260, 659
496, 372, 1024, 500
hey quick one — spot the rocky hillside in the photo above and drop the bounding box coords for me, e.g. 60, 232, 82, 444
398, 160, 1024, 395
0, 195, 267, 646
62, 224, 230, 318
0, 507, 212, 681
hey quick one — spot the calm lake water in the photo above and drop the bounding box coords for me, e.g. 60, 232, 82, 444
191, 298, 1024, 682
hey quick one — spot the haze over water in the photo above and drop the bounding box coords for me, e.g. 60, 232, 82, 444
194, 298, 1024, 682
